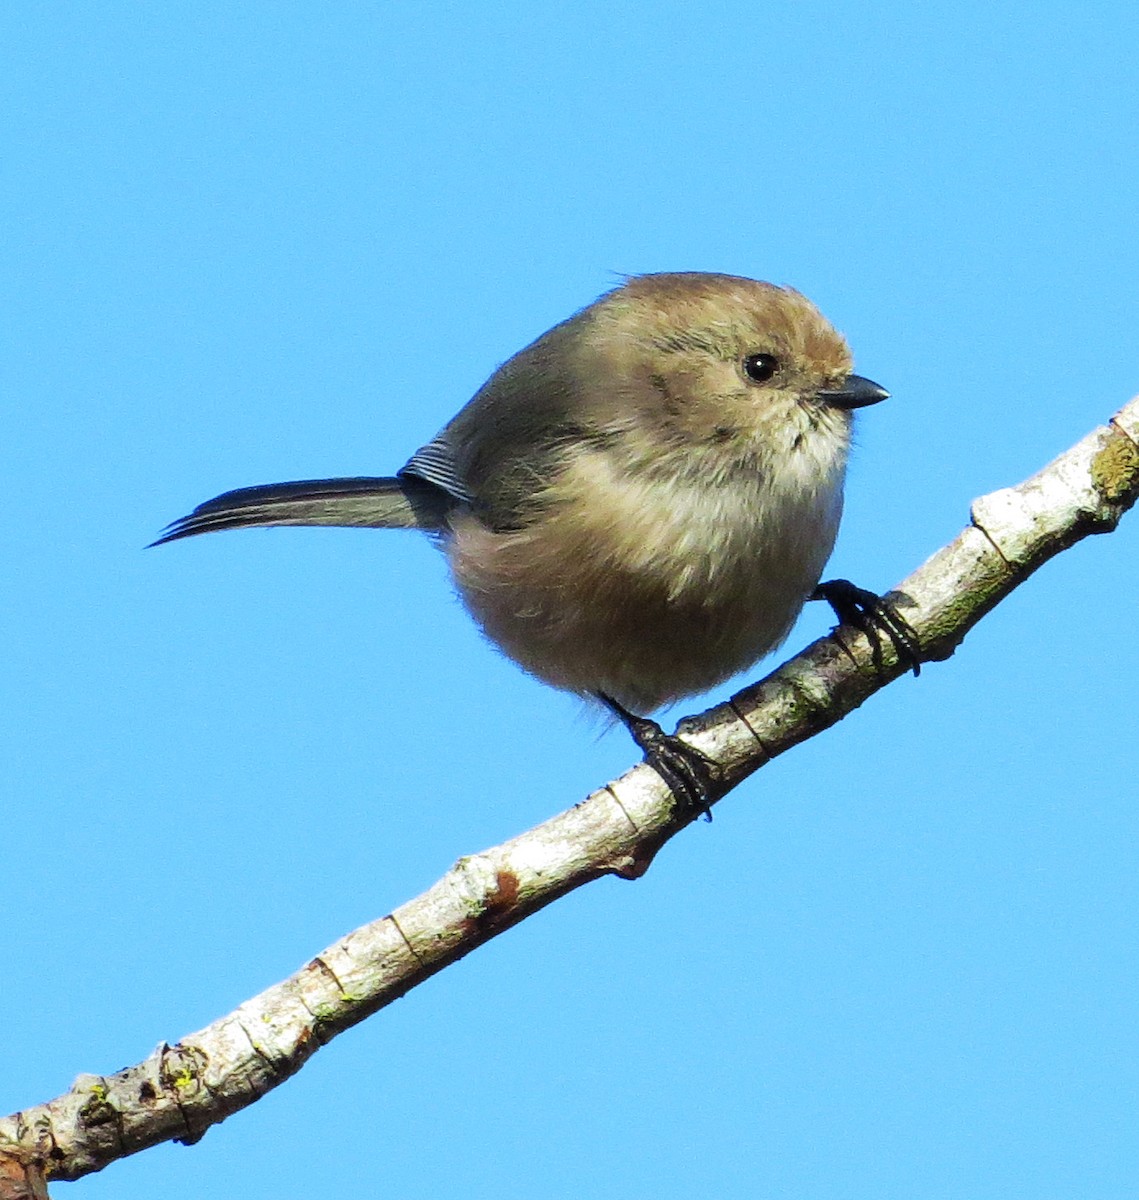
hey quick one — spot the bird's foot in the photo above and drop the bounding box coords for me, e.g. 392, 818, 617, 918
811, 578, 921, 677
598, 693, 720, 820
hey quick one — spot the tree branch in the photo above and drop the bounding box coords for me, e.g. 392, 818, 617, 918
3, 397, 1137, 1193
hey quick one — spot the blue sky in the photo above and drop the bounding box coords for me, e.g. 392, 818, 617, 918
4, 3, 1138, 1197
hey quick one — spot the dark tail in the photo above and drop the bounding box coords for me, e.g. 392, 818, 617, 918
150, 476, 453, 547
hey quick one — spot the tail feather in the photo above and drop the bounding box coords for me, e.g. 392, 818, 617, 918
150, 476, 453, 547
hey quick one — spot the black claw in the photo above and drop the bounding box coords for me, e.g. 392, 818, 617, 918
811, 579, 922, 678
597, 693, 720, 820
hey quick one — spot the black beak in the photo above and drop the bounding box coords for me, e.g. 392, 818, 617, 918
817, 374, 890, 410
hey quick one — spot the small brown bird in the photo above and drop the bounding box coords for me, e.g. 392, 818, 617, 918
156, 273, 896, 807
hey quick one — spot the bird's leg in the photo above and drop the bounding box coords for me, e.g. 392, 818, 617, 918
811, 579, 921, 677
597, 692, 719, 821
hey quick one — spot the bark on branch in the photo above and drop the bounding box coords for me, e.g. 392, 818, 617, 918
3, 397, 1137, 1195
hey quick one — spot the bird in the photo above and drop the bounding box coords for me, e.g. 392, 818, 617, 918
154, 272, 899, 811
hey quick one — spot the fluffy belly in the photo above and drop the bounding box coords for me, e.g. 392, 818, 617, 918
447, 467, 841, 711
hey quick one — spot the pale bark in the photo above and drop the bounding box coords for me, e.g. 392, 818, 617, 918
3, 397, 1137, 1195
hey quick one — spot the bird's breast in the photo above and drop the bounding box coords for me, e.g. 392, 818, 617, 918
447, 439, 847, 709
551, 440, 845, 601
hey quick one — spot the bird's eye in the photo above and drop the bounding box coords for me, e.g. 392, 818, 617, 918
743, 353, 779, 383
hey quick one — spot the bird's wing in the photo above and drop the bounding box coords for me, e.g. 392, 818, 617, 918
398, 436, 475, 505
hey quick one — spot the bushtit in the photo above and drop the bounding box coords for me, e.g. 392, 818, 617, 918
155, 273, 897, 808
